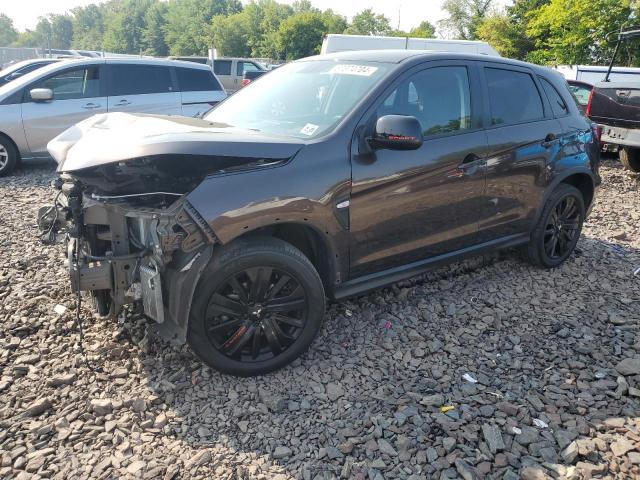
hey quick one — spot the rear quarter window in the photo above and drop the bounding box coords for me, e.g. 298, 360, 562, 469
485, 67, 544, 125
109, 64, 174, 96
176, 68, 222, 92
539, 77, 569, 117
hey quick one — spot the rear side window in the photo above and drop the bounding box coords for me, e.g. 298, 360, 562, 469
540, 77, 569, 116
567, 83, 591, 106
176, 67, 222, 92
213, 60, 232, 76
109, 65, 173, 96
485, 68, 544, 125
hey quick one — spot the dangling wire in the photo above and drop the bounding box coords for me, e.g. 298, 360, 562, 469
74, 238, 97, 372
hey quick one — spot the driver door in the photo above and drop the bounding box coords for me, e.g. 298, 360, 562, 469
349, 62, 488, 277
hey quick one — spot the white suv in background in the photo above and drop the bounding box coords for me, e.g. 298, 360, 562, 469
0, 57, 226, 176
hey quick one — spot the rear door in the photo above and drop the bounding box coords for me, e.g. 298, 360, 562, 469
213, 59, 235, 92
175, 66, 226, 117
107, 63, 181, 115
477, 64, 564, 242
21, 63, 106, 155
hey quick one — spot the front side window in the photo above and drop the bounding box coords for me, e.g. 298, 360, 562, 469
378, 66, 472, 136
213, 60, 232, 76
108, 65, 173, 96
32, 66, 101, 101
485, 67, 544, 125
540, 77, 569, 116
205, 60, 390, 139
237, 62, 261, 75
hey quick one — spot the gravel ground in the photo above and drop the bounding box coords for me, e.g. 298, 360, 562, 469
1, 158, 639, 480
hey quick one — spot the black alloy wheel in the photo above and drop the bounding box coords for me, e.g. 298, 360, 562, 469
524, 184, 585, 268
205, 267, 308, 362
188, 237, 325, 376
543, 195, 581, 260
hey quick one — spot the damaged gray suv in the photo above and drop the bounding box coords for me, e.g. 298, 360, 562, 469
40, 50, 600, 376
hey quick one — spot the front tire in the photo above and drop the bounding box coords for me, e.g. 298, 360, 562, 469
188, 237, 325, 376
620, 147, 640, 172
524, 184, 585, 268
0, 136, 18, 177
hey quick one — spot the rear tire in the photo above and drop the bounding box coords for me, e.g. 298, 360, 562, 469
620, 147, 640, 172
187, 237, 325, 376
524, 184, 585, 268
0, 135, 18, 177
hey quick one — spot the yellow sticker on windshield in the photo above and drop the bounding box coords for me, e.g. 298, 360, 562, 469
329, 64, 378, 76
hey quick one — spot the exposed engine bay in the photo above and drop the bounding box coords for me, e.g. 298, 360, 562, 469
38, 174, 216, 342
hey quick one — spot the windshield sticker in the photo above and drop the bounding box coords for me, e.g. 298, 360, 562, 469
300, 123, 319, 136
329, 64, 378, 76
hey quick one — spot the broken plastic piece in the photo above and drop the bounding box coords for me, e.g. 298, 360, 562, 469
462, 373, 478, 383
53, 304, 67, 315
440, 405, 455, 413
533, 418, 548, 429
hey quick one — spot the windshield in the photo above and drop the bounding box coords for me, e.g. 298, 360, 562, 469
205, 60, 390, 139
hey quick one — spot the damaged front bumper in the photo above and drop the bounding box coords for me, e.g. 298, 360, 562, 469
38, 177, 215, 343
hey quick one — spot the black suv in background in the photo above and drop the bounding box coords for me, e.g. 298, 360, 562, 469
42, 50, 600, 376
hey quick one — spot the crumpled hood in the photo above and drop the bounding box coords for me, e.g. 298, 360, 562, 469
49, 112, 305, 173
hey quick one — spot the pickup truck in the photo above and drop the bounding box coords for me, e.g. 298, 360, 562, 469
587, 29, 640, 172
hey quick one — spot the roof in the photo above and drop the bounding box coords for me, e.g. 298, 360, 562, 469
303, 49, 548, 72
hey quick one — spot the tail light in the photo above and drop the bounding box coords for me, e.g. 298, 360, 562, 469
241, 78, 250, 87
585, 88, 594, 117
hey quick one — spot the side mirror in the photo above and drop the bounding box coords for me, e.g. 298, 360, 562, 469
370, 115, 423, 150
30, 88, 53, 102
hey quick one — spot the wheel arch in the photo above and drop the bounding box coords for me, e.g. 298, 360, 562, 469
231, 221, 338, 295
0, 131, 21, 163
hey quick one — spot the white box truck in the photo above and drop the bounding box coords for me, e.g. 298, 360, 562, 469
320, 34, 500, 56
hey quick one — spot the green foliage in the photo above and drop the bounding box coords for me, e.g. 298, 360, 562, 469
164, 0, 241, 55
71, 5, 104, 50
526, 0, 634, 65
0, 14, 19, 47
277, 11, 327, 60
142, 2, 169, 56
392, 21, 437, 39
476, 14, 527, 58
211, 12, 252, 57
344, 9, 393, 36
439, 0, 493, 40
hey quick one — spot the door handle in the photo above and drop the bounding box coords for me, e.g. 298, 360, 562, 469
82, 103, 101, 110
115, 100, 131, 106
541, 133, 557, 148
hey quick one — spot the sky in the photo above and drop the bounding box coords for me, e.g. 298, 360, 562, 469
0, 0, 509, 33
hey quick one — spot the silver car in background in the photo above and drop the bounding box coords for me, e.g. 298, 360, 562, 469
0, 57, 226, 176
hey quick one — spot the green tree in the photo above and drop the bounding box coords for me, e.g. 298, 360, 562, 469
142, 2, 169, 55
321, 10, 347, 35
439, 0, 494, 40
0, 14, 19, 47
476, 13, 527, 58
102, 0, 154, 54
344, 9, 393, 36
165, 0, 241, 55
277, 11, 327, 59
211, 12, 252, 57
526, 0, 634, 64
392, 20, 437, 38
71, 4, 105, 50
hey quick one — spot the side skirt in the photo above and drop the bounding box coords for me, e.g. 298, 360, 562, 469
332, 233, 530, 300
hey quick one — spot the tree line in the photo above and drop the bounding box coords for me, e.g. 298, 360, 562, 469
0, 0, 638, 64
0, 0, 434, 61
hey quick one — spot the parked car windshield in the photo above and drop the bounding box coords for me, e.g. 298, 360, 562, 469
204, 60, 390, 139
